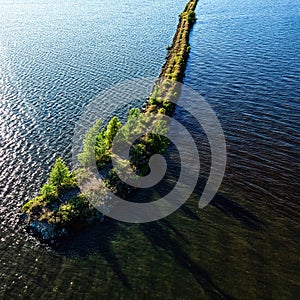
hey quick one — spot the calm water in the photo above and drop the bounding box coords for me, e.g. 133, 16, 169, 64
0, 0, 299, 299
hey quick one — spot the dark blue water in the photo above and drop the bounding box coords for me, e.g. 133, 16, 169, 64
184, 0, 300, 219
0, 0, 299, 298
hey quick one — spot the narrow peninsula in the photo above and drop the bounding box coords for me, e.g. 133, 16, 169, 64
21, 0, 198, 241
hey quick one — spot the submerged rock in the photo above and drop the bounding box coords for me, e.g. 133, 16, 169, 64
27, 220, 63, 241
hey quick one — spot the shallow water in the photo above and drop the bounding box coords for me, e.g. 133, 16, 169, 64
0, 0, 299, 299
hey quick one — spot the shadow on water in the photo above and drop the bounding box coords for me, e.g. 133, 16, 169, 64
210, 194, 264, 231
139, 221, 233, 299
54, 219, 131, 289
50, 172, 263, 292
161, 218, 191, 244
179, 203, 201, 221
151, 166, 264, 231
193, 174, 265, 231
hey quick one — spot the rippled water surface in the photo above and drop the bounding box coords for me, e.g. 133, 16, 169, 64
0, 0, 187, 223
0, 0, 299, 299
184, 0, 300, 218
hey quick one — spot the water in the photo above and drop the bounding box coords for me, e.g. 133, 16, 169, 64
0, 0, 187, 224
0, 0, 299, 299
184, 0, 300, 220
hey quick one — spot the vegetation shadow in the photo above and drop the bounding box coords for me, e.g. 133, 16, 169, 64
139, 221, 233, 299
210, 194, 264, 231
194, 176, 265, 231
54, 218, 131, 289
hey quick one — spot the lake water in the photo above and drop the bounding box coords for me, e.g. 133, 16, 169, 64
0, 0, 299, 299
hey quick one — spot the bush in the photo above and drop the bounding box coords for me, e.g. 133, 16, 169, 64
187, 11, 196, 23
158, 108, 166, 114
128, 108, 140, 119
22, 196, 44, 214
145, 134, 169, 154
40, 184, 58, 203
131, 143, 146, 157
51, 194, 91, 225
162, 100, 174, 113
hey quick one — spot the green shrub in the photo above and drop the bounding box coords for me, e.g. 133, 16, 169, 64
187, 11, 196, 23
128, 108, 140, 119
40, 184, 58, 203
149, 97, 163, 106
162, 100, 174, 113
158, 108, 166, 114
52, 194, 91, 225
22, 196, 44, 214
131, 143, 146, 157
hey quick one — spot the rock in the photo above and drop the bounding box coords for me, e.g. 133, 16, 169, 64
28, 220, 58, 241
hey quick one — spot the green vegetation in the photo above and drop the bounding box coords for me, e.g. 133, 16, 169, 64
187, 10, 197, 23
21, 196, 45, 215
40, 184, 59, 203
76, 0, 198, 177
22, 157, 99, 234
143, 0, 197, 115
78, 116, 122, 169
95, 128, 110, 167
47, 195, 93, 226
49, 158, 74, 188
21, 158, 75, 216
21, 0, 198, 239
22, 158, 77, 218
78, 119, 104, 167
105, 116, 122, 148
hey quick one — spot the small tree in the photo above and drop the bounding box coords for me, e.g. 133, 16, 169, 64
78, 119, 102, 167
49, 158, 72, 187
95, 128, 110, 167
105, 116, 121, 148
